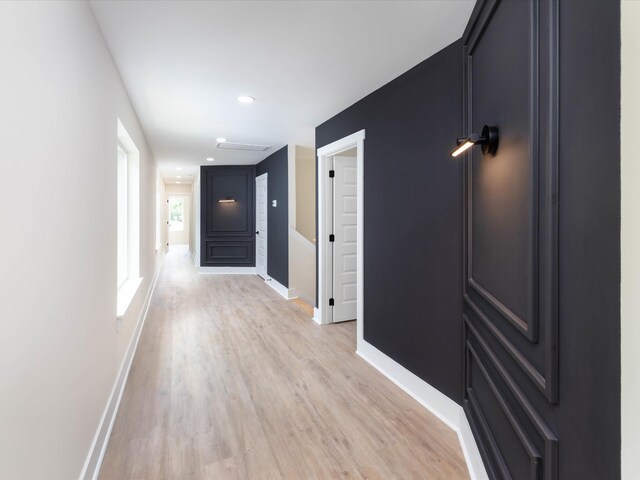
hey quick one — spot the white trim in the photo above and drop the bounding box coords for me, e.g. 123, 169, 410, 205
312, 307, 322, 325
264, 277, 298, 300
458, 407, 489, 480
356, 339, 488, 480
79, 260, 163, 480
198, 266, 257, 274
316, 129, 365, 349
357, 340, 459, 429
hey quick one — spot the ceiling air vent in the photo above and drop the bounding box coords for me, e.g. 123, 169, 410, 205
216, 142, 270, 152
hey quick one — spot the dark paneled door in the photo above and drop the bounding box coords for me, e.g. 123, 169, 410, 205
462, 1, 558, 478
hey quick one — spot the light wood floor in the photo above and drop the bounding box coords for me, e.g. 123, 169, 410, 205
99, 250, 469, 480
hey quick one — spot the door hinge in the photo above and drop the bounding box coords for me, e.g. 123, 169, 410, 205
329, 234, 335, 242
329, 298, 335, 306
329, 170, 335, 178
166, 221, 169, 225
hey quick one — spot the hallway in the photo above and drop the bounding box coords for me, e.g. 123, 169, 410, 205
99, 250, 469, 479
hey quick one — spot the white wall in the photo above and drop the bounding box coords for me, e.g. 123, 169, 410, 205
621, 2, 640, 478
0, 3, 160, 479
289, 227, 317, 305
165, 183, 193, 195
193, 172, 201, 266
295, 145, 316, 243
287, 145, 316, 306
190, 182, 197, 257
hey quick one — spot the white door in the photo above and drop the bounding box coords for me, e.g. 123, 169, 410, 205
332, 156, 357, 322
256, 173, 268, 279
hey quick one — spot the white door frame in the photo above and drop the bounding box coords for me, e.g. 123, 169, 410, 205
255, 173, 269, 280
166, 193, 190, 247
316, 129, 365, 349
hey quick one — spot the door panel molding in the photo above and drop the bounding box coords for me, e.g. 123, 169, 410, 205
464, 317, 558, 479
462, 0, 560, 476
463, 0, 559, 403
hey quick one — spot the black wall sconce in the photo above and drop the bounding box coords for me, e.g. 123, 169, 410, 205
450, 125, 499, 157
218, 197, 236, 203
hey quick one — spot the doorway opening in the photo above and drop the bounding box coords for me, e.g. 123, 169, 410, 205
256, 172, 268, 280
165, 184, 192, 256
317, 130, 365, 350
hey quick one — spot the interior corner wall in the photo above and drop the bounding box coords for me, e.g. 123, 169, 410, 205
315, 40, 464, 403
553, 2, 620, 478
0, 2, 160, 479
257, 146, 289, 287
621, 1, 640, 478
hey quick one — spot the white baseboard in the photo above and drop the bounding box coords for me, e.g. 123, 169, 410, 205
198, 266, 257, 274
264, 277, 298, 300
78, 260, 163, 480
457, 407, 489, 480
356, 340, 488, 480
313, 307, 322, 325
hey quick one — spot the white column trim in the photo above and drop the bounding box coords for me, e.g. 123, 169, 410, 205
316, 129, 365, 349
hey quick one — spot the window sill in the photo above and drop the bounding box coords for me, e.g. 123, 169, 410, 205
117, 277, 143, 319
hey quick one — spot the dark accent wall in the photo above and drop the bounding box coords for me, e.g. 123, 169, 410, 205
316, 1, 620, 478
200, 165, 256, 267
316, 41, 464, 403
257, 146, 289, 287
461, 1, 620, 479
555, 0, 620, 477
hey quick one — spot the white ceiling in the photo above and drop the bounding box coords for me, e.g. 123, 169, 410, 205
90, 0, 475, 183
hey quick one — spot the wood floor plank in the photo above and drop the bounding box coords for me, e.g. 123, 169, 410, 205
99, 250, 469, 480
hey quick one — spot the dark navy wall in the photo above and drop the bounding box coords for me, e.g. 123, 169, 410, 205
257, 146, 289, 287
316, 1, 621, 478
460, 1, 621, 479
316, 41, 464, 403
200, 165, 256, 267
554, 1, 620, 477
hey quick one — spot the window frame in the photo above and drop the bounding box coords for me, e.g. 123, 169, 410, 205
116, 119, 142, 319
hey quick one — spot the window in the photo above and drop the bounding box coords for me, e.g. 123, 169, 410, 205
169, 197, 185, 231
116, 119, 142, 318
117, 145, 128, 288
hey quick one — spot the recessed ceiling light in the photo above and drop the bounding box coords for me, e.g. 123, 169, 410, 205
237, 95, 255, 104
206, 157, 215, 162
176, 167, 182, 170
216, 137, 227, 143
